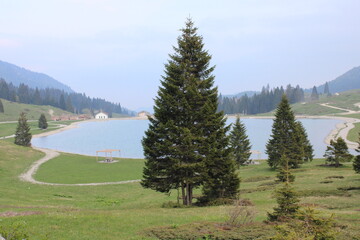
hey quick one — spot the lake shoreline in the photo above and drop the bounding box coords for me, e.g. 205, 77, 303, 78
32, 115, 360, 150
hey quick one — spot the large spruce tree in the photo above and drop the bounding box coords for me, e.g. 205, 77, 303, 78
14, 112, 32, 147
141, 19, 239, 205
229, 115, 252, 167
266, 95, 309, 169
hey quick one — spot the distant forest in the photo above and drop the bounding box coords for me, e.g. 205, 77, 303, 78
0, 78, 133, 116
218, 85, 305, 114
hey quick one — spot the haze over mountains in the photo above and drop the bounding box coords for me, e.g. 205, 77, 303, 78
0, 60, 73, 93
229, 66, 360, 98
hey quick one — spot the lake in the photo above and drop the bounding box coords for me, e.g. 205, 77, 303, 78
32, 118, 342, 159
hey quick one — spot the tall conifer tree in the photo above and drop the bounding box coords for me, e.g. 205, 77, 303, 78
266, 95, 307, 169
141, 19, 239, 205
310, 86, 319, 101
324, 82, 331, 96
14, 112, 32, 147
229, 115, 252, 167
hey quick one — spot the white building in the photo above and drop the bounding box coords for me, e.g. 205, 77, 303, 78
95, 112, 108, 119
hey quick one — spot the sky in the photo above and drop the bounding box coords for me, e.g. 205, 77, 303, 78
1, 0, 360, 110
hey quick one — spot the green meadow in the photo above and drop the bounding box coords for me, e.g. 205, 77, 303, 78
1, 139, 360, 239
0, 120, 77, 138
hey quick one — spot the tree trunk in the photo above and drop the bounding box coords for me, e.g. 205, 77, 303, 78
181, 184, 186, 205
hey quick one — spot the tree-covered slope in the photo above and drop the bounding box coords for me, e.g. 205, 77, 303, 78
0, 60, 73, 93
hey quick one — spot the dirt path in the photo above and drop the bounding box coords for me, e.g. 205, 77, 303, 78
19, 147, 140, 186
319, 103, 359, 114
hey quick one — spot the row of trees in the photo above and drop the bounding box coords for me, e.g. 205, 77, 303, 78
0, 78, 133, 116
218, 84, 305, 115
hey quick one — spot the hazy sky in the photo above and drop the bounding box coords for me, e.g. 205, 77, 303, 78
1, 0, 360, 110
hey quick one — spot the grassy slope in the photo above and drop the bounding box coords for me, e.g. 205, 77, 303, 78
0, 140, 359, 239
347, 122, 360, 143
0, 98, 75, 121
0, 120, 78, 138
291, 89, 360, 115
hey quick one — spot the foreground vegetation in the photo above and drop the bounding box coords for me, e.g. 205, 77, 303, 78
0, 140, 359, 239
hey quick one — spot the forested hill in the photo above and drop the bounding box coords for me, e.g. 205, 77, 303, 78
0, 78, 134, 117
0, 60, 73, 93
314, 66, 360, 94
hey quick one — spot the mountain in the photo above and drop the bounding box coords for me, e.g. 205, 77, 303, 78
312, 66, 360, 94
223, 90, 258, 98
0, 60, 73, 93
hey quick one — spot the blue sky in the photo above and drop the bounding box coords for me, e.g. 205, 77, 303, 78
1, 0, 360, 110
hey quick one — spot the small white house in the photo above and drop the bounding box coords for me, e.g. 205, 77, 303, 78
95, 112, 108, 119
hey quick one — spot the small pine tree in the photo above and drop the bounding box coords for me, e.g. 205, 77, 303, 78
268, 158, 299, 222
38, 113, 48, 129
324, 82, 331, 97
324, 137, 353, 167
295, 121, 314, 162
353, 133, 360, 173
310, 86, 319, 101
0, 99, 4, 113
14, 112, 32, 147
229, 116, 252, 167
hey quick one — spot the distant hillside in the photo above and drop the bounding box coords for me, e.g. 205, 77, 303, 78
312, 66, 360, 94
0, 98, 75, 121
0, 60, 73, 93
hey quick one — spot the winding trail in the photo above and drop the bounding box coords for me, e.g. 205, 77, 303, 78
319, 103, 358, 114
19, 147, 141, 186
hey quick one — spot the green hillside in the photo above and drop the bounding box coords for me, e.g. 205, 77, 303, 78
0, 98, 76, 121
291, 89, 360, 116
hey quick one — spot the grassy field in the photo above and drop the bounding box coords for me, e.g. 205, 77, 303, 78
35, 153, 144, 184
0, 98, 75, 121
291, 102, 345, 115
1, 139, 360, 239
348, 122, 360, 143
0, 120, 78, 138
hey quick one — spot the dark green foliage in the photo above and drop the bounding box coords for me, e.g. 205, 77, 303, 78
268, 158, 299, 222
38, 113, 48, 129
14, 112, 32, 147
276, 159, 295, 183
324, 137, 353, 167
141, 19, 239, 205
294, 121, 314, 162
353, 133, 360, 173
266, 95, 309, 169
0, 98, 4, 113
310, 86, 319, 101
324, 82, 331, 96
229, 116, 252, 167
272, 208, 338, 240
59, 94, 66, 110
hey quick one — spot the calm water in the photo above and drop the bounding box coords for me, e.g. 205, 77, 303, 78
32, 118, 343, 159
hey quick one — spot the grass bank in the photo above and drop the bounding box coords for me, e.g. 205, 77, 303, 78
0, 140, 360, 239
